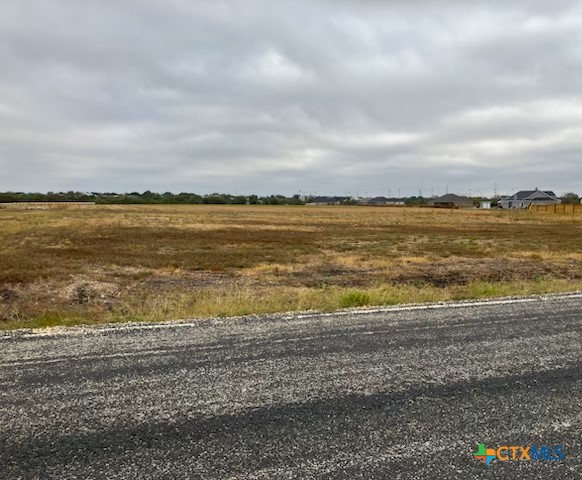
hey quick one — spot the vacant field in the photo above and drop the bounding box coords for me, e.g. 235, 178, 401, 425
1, 204, 582, 329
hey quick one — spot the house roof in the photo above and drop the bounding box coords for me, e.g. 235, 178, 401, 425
509, 190, 557, 200
432, 193, 472, 203
310, 196, 346, 203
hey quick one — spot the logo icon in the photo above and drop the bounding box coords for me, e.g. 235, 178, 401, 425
473, 443, 565, 465
473, 443, 496, 465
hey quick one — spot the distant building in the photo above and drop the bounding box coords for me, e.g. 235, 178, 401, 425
429, 194, 473, 208
306, 196, 346, 205
498, 189, 561, 209
358, 197, 406, 206
480, 201, 492, 209
366, 196, 390, 205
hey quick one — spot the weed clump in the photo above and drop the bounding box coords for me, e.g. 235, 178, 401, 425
0, 288, 19, 303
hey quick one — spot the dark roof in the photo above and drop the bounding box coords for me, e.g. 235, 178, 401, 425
511, 190, 557, 200
309, 196, 347, 203
432, 193, 472, 203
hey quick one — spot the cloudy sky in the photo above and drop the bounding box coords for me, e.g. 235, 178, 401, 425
1, 0, 581, 196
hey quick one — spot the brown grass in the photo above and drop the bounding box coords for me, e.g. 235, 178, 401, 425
1, 205, 582, 329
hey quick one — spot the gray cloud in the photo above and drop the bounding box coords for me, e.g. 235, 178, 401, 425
0, 0, 581, 196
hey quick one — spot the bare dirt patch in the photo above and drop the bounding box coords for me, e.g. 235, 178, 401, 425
63, 281, 121, 305
391, 258, 582, 287
0, 287, 19, 303
144, 272, 236, 290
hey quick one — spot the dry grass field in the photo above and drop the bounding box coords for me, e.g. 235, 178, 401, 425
1, 204, 582, 329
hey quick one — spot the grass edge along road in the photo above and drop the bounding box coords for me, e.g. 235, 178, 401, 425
3, 291, 582, 336
4, 280, 582, 332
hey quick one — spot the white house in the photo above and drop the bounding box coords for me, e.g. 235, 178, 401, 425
498, 189, 561, 209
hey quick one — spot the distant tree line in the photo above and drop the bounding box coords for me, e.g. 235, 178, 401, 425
0, 191, 306, 205
561, 192, 580, 204
0, 191, 576, 206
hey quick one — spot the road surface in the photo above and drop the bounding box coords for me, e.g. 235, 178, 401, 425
1, 294, 581, 479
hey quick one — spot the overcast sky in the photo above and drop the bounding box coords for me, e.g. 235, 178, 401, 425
0, 0, 581, 196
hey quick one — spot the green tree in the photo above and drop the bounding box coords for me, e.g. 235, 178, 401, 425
561, 192, 580, 204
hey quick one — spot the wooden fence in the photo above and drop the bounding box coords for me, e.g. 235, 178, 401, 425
528, 204, 582, 215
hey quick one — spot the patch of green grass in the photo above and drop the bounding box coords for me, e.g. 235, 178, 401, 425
339, 290, 371, 308
465, 281, 504, 298
15, 312, 95, 330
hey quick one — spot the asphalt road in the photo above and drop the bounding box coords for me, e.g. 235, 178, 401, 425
1, 294, 581, 479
